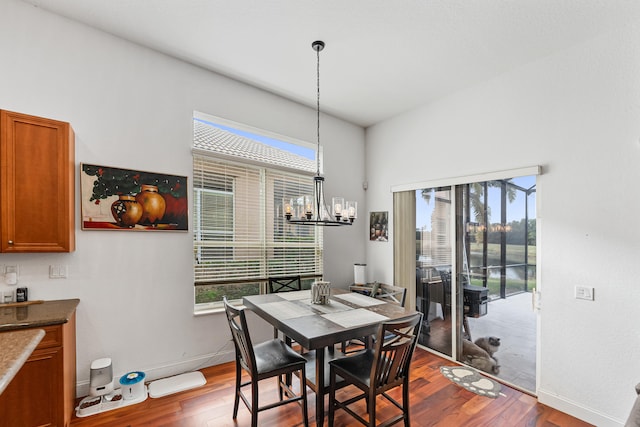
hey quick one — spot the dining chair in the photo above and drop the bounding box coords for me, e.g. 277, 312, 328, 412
268, 275, 302, 294
267, 275, 302, 340
376, 283, 407, 307
341, 284, 408, 355
328, 312, 423, 427
223, 297, 309, 427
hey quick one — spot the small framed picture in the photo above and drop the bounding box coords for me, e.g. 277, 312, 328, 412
369, 211, 388, 242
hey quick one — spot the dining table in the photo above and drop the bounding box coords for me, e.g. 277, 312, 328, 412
243, 287, 416, 427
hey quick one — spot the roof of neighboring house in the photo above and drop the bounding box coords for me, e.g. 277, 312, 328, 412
193, 120, 316, 174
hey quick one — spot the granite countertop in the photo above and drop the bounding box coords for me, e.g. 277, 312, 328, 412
0, 299, 80, 332
0, 328, 45, 395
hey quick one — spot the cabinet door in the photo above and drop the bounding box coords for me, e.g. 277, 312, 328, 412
0, 110, 75, 252
0, 347, 63, 427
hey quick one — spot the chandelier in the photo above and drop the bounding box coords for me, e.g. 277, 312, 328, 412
283, 40, 357, 226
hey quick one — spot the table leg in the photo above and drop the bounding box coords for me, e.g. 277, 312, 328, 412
315, 347, 325, 427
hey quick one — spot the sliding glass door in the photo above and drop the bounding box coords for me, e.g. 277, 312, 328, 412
412, 174, 537, 393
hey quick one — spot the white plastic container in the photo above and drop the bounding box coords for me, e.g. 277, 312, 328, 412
120, 371, 146, 400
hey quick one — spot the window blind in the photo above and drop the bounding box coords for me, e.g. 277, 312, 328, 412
193, 154, 322, 293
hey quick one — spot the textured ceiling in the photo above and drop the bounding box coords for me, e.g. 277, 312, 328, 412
18, 0, 640, 127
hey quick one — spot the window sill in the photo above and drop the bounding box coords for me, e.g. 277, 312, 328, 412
194, 306, 224, 316
193, 299, 245, 316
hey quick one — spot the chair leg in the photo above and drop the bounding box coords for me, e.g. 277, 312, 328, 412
328, 369, 336, 427
233, 362, 241, 418
403, 381, 410, 427
301, 366, 309, 427
251, 380, 259, 427
284, 336, 294, 388
277, 375, 284, 401
368, 391, 376, 427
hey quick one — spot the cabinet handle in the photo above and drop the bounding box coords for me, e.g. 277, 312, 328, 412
8, 240, 13, 245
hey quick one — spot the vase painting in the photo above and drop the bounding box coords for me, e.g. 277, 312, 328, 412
81, 163, 188, 231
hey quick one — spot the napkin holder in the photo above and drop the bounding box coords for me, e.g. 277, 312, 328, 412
311, 281, 331, 305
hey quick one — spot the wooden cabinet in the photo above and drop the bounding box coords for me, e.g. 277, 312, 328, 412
0, 110, 75, 252
0, 313, 77, 427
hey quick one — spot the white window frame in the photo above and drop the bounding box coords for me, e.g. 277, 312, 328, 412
193, 113, 323, 314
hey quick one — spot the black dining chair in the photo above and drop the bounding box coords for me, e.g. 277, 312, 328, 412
268, 275, 302, 294
376, 283, 407, 307
267, 275, 302, 340
341, 283, 408, 355
223, 297, 309, 427
328, 312, 423, 427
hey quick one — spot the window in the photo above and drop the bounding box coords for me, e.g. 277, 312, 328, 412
193, 115, 322, 310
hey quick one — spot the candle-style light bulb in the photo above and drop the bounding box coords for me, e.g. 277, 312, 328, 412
332, 197, 344, 219
304, 195, 313, 220
347, 201, 357, 223
283, 198, 292, 220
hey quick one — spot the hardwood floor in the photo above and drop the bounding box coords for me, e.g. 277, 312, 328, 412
70, 347, 592, 427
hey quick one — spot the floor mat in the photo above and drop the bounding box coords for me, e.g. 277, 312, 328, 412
148, 371, 206, 398
440, 366, 503, 398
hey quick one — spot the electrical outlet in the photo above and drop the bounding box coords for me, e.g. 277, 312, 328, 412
575, 286, 594, 301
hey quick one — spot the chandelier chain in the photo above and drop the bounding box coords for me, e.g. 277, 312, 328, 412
316, 44, 321, 176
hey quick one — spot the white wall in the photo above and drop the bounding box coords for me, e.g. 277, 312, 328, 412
365, 20, 640, 427
0, 0, 365, 396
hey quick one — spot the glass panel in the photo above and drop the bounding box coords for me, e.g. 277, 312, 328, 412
485, 183, 502, 299
462, 176, 537, 393
467, 182, 488, 289
505, 182, 527, 296
195, 282, 261, 304
416, 187, 452, 357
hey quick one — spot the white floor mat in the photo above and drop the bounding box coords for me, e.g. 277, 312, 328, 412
148, 371, 206, 398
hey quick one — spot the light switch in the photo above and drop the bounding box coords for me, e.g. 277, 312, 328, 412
49, 265, 68, 279
575, 286, 594, 301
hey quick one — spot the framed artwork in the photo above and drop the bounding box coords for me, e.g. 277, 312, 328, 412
369, 211, 388, 242
81, 163, 188, 231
